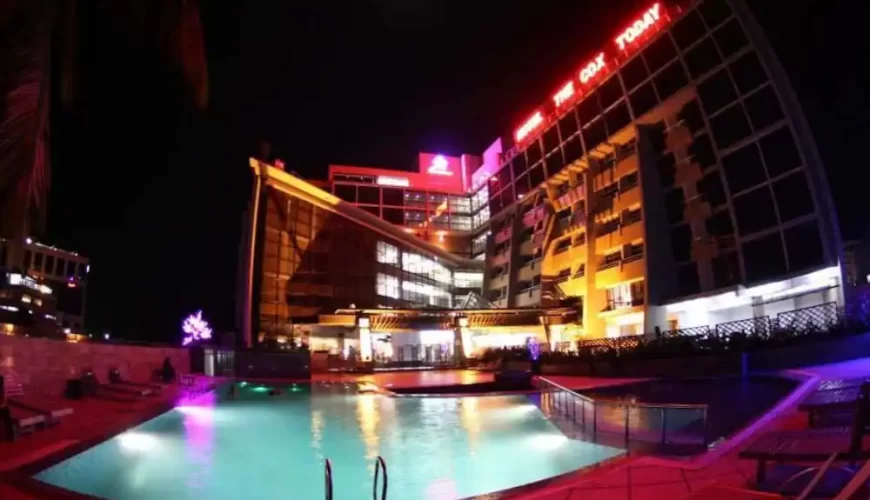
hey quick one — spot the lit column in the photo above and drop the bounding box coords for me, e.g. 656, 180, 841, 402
357, 316, 372, 362
457, 316, 474, 359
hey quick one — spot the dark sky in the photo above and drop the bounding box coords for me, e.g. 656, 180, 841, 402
45, 0, 870, 342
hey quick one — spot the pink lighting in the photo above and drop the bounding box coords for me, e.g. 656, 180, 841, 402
182, 310, 213, 346
427, 155, 453, 176
615, 3, 661, 50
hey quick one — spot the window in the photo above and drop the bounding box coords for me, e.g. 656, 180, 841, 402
744, 86, 783, 130
376, 241, 399, 265
334, 184, 356, 202
553, 237, 571, 254
23, 250, 32, 270
448, 195, 470, 214
710, 103, 751, 149
677, 263, 701, 296
376, 273, 400, 299
577, 91, 602, 124
643, 32, 678, 71
672, 10, 707, 49
678, 100, 705, 134
573, 233, 587, 246
526, 141, 542, 166
454, 272, 483, 289
77, 262, 87, 279
671, 224, 692, 262
559, 110, 579, 138
45, 255, 54, 275
622, 207, 643, 226
699, 0, 732, 29
404, 210, 426, 227
684, 37, 722, 79
734, 187, 778, 235
657, 152, 677, 188
621, 54, 649, 91
543, 126, 560, 153
629, 83, 658, 119
33, 252, 43, 270
598, 76, 623, 110
689, 134, 716, 170
405, 191, 427, 208
697, 171, 727, 207
511, 155, 528, 179
713, 18, 748, 58
706, 210, 733, 236
721, 142, 766, 194
773, 172, 815, 222
760, 127, 801, 176
605, 103, 631, 135
653, 61, 688, 101
563, 135, 583, 165
605, 281, 645, 309
743, 232, 786, 284
555, 268, 572, 283
67, 261, 76, 277
545, 150, 563, 175
665, 188, 686, 224
515, 175, 530, 200
57, 258, 66, 277
698, 69, 737, 115
358, 186, 379, 205
450, 215, 472, 231
619, 171, 639, 192
583, 119, 608, 152
784, 222, 825, 273
712, 251, 741, 288
730, 51, 767, 95
382, 188, 403, 206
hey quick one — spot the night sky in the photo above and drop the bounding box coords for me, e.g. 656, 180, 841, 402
45, 0, 870, 342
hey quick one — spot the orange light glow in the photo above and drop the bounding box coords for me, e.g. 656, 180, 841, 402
615, 3, 661, 50
552, 81, 576, 108
579, 52, 606, 84
515, 111, 544, 142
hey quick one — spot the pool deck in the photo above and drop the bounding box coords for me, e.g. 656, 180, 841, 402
2, 361, 869, 499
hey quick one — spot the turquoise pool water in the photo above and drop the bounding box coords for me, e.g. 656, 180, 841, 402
36, 383, 623, 499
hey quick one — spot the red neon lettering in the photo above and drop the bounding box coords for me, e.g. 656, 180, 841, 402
553, 81, 576, 108
579, 53, 606, 84
615, 3, 661, 50
515, 111, 544, 142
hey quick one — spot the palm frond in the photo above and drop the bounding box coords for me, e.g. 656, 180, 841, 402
0, 0, 56, 239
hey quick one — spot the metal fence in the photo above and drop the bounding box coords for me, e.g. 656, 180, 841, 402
535, 377, 709, 455
572, 302, 841, 353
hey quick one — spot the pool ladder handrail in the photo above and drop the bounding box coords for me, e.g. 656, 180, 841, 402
325, 458, 333, 500
373, 456, 388, 500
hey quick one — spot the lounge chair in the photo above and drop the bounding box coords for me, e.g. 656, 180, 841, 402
739, 383, 870, 485
107, 369, 163, 394
9, 405, 46, 436
686, 456, 870, 499
800, 387, 862, 427
81, 372, 152, 399
1, 370, 73, 424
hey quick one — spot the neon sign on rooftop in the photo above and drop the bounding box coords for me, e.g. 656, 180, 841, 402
514, 2, 667, 144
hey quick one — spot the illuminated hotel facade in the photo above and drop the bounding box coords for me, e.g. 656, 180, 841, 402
240, 0, 844, 355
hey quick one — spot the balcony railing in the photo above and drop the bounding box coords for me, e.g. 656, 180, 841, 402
622, 252, 644, 264
598, 256, 621, 271
604, 297, 645, 311
597, 219, 620, 237
619, 173, 639, 193
622, 209, 643, 227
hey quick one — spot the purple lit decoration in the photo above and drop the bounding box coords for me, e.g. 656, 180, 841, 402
527, 337, 540, 361
182, 310, 213, 346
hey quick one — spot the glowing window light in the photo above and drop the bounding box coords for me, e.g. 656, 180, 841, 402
615, 3, 661, 50
181, 310, 213, 346
515, 111, 544, 142
579, 52, 606, 84
376, 175, 410, 187
553, 81, 576, 108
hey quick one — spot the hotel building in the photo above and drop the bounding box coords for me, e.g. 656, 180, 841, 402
240, 0, 844, 358
0, 238, 89, 336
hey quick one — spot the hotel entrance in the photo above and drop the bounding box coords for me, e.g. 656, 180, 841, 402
370, 330, 457, 369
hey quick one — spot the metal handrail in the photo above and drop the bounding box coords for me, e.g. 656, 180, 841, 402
373, 456, 388, 500
325, 459, 333, 500
536, 376, 709, 451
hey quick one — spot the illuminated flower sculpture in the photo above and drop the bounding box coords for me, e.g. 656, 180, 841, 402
182, 310, 213, 346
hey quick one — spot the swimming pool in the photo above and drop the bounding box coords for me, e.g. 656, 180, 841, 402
35, 383, 624, 499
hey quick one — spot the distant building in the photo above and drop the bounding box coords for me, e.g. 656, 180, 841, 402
0, 238, 89, 336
